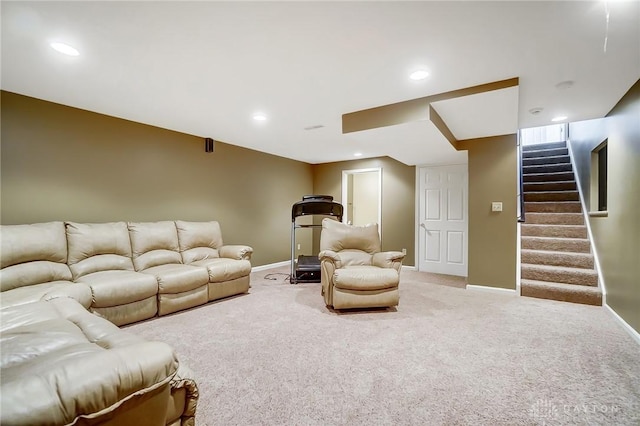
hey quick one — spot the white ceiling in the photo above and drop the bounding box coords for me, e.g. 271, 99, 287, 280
2, 1, 639, 165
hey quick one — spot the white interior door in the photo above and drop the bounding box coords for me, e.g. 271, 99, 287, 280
418, 164, 468, 276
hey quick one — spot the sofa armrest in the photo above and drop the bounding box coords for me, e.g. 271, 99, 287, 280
167, 363, 199, 426
41, 282, 93, 309
372, 251, 405, 271
319, 251, 340, 306
219, 245, 253, 261
318, 250, 341, 268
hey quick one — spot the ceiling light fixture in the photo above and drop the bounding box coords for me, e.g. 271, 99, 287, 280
354, 152, 363, 157
551, 116, 568, 122
304, 124, 325, 131
252, 113, 267, 122
50, 42, 80, 56
409, 70, 429, 81
529, 107, 544, 115
555, 80, 575, 90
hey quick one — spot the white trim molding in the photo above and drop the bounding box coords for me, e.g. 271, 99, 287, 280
252, 261, 289, 272
605, 304, 640, 346
466, 284, 518, 295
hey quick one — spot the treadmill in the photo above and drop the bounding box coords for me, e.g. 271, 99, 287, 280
290, 195, 343, 284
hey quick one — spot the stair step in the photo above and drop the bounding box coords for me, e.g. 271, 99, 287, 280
521, 224, 587, 239
521, 249, 594, 269
523, 155, 571, 166
522, 141, 567, 151
524, 212, 584, 225
521, 279, 602, 306
525, 202, 582, 213
523, 181, 577, 192
523, 163, 573, 174
521, 236, 591, 253
521, 264, 598, 286
524, 191, 579, 202
523, 171, 575, 182
522, 147, 568, 158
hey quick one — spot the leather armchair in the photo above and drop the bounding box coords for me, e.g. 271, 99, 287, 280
318, 218, 405, 309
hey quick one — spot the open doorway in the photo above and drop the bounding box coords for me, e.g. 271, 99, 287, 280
341, 168, 382, 235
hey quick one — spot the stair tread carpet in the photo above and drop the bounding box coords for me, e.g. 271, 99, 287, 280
525, 202, 582, 213
521, 249, 594, 269
522, 147, 568, 158
524, 212, 584, 225
522, 141, 566, 151
521, 236, 591, 253
523, 171, 575, 182
524, 191, 580, 202
523, 181, 577, 192
521, 263, 598, 286
520, 279, 602, 306
523, 155, 571, 166
523, 163, 573, 174
521, 224, 587, 239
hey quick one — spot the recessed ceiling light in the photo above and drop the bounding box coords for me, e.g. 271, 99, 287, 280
551, 116, 568, 122
529, 107, 544, 115
354, 152, 363, 157
252, 113, 267, 122
50, 42, 79, 56
409, 70, 429, 81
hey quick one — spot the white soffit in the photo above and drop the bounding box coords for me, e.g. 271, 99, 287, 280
345, 120, 468, 166
431, 87, 519, 141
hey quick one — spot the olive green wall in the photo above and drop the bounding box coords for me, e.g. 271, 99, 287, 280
568, 80, 640, 333
311, 157, 416, 266
458, 134, 518, 289
0, 91, 313, 266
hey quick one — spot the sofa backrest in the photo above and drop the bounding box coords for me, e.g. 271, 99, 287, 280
128, 221, 182, 271
320, 218, 381, 253
0, 222, 73, 291
66, 222, 135, 280
175, 220, 223, 264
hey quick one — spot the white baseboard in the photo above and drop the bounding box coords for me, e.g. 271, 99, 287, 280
466, 284, 518, 295
604, 303, 640, 346
252, 261, 289, 272
401, 265, 416, 271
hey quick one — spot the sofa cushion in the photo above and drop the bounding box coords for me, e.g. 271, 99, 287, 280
77, 270, 158, 307
191, 258, 252, 282
175, 220, 224, 263
66, 221, 135, 280
320, 219, 381, 254
0, 222, 72, 292
0, 261, 73, 292
141, 264, 209, 294
129, 221, 183, 270
0, 297, 177, 425
0, 281, 92, 310
335, 250, 374, 267
333, 266, 399, 291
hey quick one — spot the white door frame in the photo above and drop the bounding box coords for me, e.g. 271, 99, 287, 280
415, 163, 468, 276
341, 167, 382, 237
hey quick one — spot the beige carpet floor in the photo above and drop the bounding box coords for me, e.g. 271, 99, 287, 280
126, 266, 640, 425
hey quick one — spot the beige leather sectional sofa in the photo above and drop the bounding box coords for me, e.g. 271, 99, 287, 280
0, 220, 253, 425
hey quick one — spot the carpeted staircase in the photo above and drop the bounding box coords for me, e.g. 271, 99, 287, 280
520, 141, 602, 306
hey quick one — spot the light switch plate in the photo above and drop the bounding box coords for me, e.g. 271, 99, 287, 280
492, 202, 503, 212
